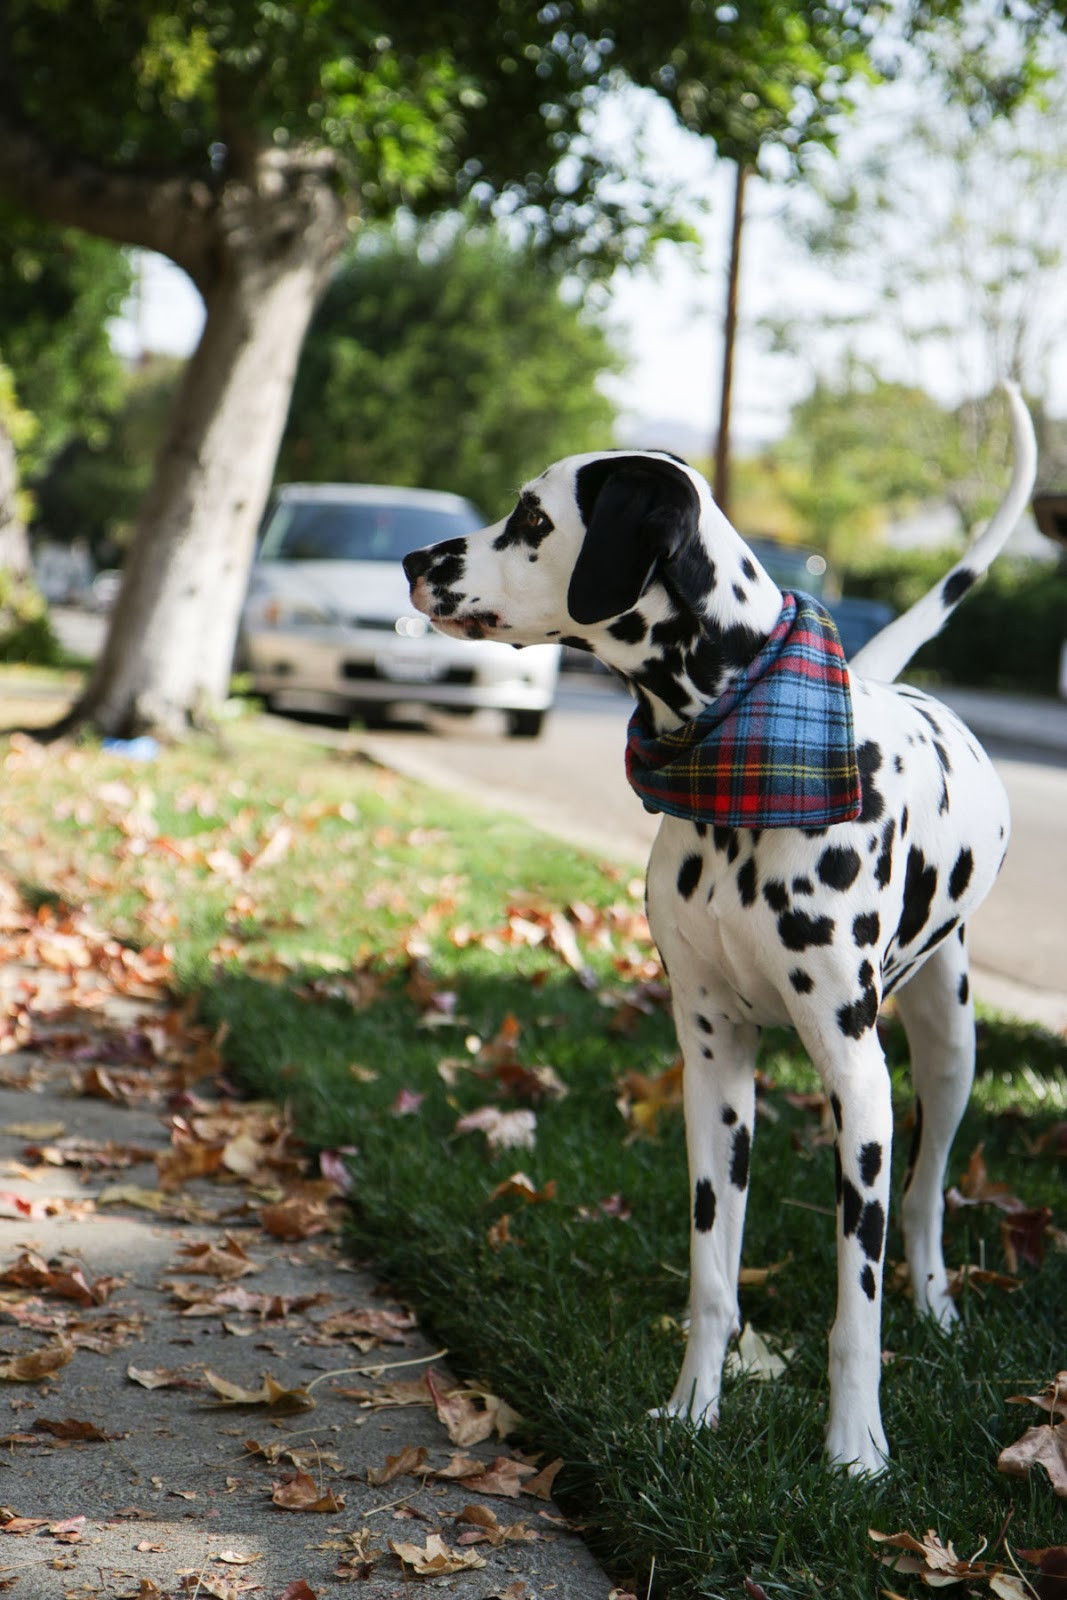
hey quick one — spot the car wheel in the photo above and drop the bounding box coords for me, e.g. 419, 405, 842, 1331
505, 709, 545, 739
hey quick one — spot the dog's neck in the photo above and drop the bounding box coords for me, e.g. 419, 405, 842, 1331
585, 539, 784, 735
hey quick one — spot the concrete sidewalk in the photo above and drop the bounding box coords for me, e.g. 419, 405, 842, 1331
0, 908, 616, 1599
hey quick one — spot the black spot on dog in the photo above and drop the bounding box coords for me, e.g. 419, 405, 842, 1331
789, 968, 814, 994
695, 1014, 713, 1035
817, 845, 861, 891
712, 826, 732, 855
694, 1178, 716, 1232
732, 582, 747, 604
730, 1125, 751, 1190
860, 1264, 877, 1301
762, 879, 788, 912
943, 567, 976, 605
778, 909, 835, 951
830, 1093, 843, 1131
842, 1178, 863, 1236
858, 1200, 885, 1261
737, 857, 758, 906
852, 911, 880, 947
938, 777, 950, 816
493, 495, 554, 551
958, 972, 970, 1005
792, 875, 814, 896
741, 556, 757, 582
608, 610, 648, 644
694, 821, 708, 839
559, 635, 594, 652
948, 847, 974, 901
897, 847, 938, 946
677, 854, 703, 900
894, 754, 904, 773
859, 1141, 883, 1185
856, 741, 885, 823
837, 961, 879, 1038
701, 1045, 713, 1060
901, 805, 909, 837
933, 740, 951, 774
834, 1143, 843, 1204
875, 820, 895, 889
721, 1106, 737, 1126
916, 916, 958, 958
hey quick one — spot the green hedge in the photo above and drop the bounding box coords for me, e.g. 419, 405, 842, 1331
0, 570, 61, 664
844, 552, 1067, 695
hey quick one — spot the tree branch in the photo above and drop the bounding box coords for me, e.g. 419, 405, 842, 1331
0, 111, 218, 287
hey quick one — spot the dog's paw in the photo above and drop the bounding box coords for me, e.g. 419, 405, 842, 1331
825, 1419, 889, 1478
649, 1391, 720, 1430
913, 1274, 960, 1330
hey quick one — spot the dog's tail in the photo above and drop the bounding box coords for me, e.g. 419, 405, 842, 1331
848, 382, 1038, 684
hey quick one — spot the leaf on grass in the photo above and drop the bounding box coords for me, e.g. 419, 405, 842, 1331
738, 1254, 792, 1288
454, 1105, 536, 1153
999, 1207, 1053, 1272
1007, 1372, 1067, 1419
389, 1533, 486, 1576
724, 1323, 793, 1383
203, 1369, 315, 1413
0, 1342, 73, 1382
488, 1172, 556, 1206
270, 1471, 344, 1513
997, 1422, 1067, 1498
615, 1062, 683, 1138
366, 1444, 428, 1485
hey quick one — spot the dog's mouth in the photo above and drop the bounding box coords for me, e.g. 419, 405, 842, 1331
426, 610, 503, 642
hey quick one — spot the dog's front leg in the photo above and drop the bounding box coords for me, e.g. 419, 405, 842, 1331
799, 1021, 893, 1475
657, 993, 759, 1428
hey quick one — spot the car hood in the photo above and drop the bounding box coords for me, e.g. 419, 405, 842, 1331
251, 560, 416, 620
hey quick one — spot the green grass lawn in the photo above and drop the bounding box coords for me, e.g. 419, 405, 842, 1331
2, 712, 1064, 1598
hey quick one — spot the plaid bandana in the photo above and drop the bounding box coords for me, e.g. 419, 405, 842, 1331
625, 591, 861, 828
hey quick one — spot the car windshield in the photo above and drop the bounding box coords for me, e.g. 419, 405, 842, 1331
259, 499, 483, 564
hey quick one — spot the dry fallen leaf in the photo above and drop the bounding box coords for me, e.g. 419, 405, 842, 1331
366, 1444, 428, 1485
270, 1471, 344, 1513
202, 1369, 315, 1413
998, 1422, 1067, 1499
389, 1533, 486, 1576
0, 1342, 74, 1382
33, 1417, 112, 1442
127, 1365, 203, 1391
724, 1323, 793, 1382
454, 1105, 537, 1153
171, 1235, 262, 1279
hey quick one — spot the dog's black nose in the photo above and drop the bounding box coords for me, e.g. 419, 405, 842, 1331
402, 547, 433, 582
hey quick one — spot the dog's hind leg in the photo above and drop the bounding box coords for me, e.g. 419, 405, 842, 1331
655, 986, 759, 1428
893, 930, 975, 1327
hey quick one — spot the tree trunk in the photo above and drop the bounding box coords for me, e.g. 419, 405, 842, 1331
54, 163, 347, 739
713, 161, 748, 521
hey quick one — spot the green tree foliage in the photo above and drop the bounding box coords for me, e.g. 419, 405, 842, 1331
31, 356, 184, 564
766, 376, 1020, 562
279, 222, 617, 512
0, 207, 131, 479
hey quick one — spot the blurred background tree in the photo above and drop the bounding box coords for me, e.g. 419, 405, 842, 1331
279, 221, 617, 512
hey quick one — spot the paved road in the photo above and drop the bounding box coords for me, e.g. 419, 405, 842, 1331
354, 680, 1067, 1032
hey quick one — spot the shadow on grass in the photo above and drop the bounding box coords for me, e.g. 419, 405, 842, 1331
187, 961, 1067, 1599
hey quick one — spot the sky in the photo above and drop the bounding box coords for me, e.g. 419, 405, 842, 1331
108, 72, 1067, 458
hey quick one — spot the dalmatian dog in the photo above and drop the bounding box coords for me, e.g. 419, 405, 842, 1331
402, 385, 1037, 1475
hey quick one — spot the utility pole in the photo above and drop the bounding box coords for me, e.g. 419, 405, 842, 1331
713, 161, 748, 520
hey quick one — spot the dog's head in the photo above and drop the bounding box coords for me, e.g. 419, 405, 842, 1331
404, 452, 745, 643
403, 451, 781, 707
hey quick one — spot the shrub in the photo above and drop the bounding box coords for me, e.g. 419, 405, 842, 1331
0, 570, 61, 664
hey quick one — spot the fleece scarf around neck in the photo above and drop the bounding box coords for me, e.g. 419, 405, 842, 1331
625, 591, 861, 828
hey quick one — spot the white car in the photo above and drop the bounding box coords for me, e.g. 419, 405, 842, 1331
241, 483, 560, 737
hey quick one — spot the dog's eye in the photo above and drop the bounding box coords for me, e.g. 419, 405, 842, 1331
523, 507, 548, 529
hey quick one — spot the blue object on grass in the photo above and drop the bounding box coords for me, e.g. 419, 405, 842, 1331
101, 736, 159, 761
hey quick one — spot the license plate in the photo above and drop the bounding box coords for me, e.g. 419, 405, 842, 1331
376, 648, 445, 683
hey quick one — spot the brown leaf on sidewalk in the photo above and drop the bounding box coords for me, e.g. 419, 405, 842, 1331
258, 1195, 336, 1240
0, 1341, 74, 1382
170, 1235, 262, 1279
521, 1457, 564, 1500
366, 1444, 428, 1485
33, 1417, 112, 1442
0, 1249, 118, 1306
270, 1470, 344, 1513
427, 1370, 522, 1446
389, 1533, 486, 1576
456, 1456, 537, 1499
454, 1503, 539, 1547
203, 1369, 315, 1412
312, 1306, 413, 1345
127, 1365, 203, 1391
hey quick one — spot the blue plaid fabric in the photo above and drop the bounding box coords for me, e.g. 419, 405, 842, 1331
625, 592, 861, 827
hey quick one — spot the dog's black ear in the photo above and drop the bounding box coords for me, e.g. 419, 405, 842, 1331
567, 456, 700, 625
